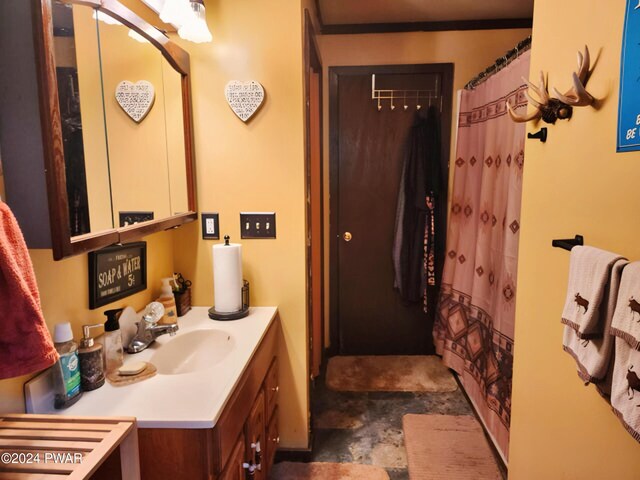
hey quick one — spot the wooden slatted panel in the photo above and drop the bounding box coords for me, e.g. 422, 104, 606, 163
0, 439, 96, 451
0, 473, 65, 479
3, 462, 75, 474
0, 415, 127, 425
0, 415, 139, 480
0, 430, 105, 441
0, 448, 87, 455
0, 422, 116, 432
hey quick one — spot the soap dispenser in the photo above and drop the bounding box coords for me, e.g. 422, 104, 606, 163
103, 308, 124, 373
78, 324, 105, 391
157, 277, 178, 325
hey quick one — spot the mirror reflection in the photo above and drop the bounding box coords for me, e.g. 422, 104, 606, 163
51, 2, 189, 237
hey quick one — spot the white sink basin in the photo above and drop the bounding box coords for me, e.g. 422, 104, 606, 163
150, 329, 235, 375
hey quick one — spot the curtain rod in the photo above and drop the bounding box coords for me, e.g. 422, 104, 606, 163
464, 36, 532, 90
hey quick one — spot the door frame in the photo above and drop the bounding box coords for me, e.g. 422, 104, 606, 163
304, 10, 324, 377
328, 63, 454, 354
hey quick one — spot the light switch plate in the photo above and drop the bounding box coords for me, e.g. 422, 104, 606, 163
201, 213, 220, 240
240, 212, 276, 239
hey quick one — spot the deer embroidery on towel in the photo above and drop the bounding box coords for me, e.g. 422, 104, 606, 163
574, 293, 589, 313
629, 297, 640, 322
627, 366, 640, 406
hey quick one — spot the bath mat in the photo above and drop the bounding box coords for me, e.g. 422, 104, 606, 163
269, 462, 390, 480
326, 355, 457, 392
402, 414, 501, 480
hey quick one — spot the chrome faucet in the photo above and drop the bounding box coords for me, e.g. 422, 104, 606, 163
127, 302, 178, 354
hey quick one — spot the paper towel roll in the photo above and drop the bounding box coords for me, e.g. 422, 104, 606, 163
213, 242, 243, 312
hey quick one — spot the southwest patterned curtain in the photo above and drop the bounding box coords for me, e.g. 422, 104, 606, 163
434, 49, 530, 461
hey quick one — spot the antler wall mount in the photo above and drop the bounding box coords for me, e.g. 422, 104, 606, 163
508, 45, 595, 124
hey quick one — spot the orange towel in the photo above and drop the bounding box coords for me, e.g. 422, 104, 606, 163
0, 202, 58, 379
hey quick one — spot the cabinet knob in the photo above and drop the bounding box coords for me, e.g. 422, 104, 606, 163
271, 385, 279, 393
272, 436, 280, 444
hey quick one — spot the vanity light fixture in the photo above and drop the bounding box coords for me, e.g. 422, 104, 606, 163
177, 0, 213, 44
92, 9, 151, 44
159, 0, 193, 27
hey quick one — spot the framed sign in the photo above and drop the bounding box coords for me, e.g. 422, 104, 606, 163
89, 242, 147, 309
617, 0, 640, 152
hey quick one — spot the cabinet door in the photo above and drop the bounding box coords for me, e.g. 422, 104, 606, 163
265, 407, 279, 474
264, 358, 278, 421
219, 433, 246, 480
245, 390, 266, 480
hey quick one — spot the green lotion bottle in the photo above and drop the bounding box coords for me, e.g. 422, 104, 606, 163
52, 322, 82, 409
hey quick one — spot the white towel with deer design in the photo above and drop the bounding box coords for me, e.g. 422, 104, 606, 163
610, 262, 640, 349
561, 246, 627, 339
563, 258, 628, 390
611, 338, 640, 443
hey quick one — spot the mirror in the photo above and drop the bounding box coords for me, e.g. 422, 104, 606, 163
35, 0, 196, 259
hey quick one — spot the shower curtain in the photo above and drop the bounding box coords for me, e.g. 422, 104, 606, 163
434, 49, 530, 461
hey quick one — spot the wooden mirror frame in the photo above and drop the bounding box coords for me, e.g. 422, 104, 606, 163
32, 0, 197, 260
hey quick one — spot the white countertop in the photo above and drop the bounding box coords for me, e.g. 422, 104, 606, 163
51, 306, 278, 429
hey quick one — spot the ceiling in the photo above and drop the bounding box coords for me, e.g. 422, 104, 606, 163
316, 0, 534, 32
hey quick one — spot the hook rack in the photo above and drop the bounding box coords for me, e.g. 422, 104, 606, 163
552, 235, 584, 251
371, 74, 441, 112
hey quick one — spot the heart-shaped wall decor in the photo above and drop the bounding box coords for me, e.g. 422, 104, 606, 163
224, 80, 265, 122
115, 80, 155, 123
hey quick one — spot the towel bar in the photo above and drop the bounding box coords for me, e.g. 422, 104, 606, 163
552, 235, 584, 251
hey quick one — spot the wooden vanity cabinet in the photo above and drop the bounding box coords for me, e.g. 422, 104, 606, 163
134, 319, 279, 480
265, 407, 279, 473
218, 433, 246, 480
264, 359, 279, 472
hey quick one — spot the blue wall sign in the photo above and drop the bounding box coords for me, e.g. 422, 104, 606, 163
618, 0, 640, 152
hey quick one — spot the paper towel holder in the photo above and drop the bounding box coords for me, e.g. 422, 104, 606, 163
208, 280, 250, 320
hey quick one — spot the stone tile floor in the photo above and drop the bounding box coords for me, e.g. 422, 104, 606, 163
310, 369, 473, 480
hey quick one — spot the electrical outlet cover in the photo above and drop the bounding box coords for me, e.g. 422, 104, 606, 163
201, 213, 219, 240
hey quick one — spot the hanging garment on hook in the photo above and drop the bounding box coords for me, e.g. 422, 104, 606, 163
392, 106, 443, 310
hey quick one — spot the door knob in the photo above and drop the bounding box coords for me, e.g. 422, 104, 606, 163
343, 232, 352, 242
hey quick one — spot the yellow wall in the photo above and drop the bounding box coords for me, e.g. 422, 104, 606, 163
317, 28, 531, 345
509, 0, 640, 477
0, 229, 175, 414
172, 0, 310, 449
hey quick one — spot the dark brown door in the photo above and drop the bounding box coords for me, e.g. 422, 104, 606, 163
330, 65, 452, 355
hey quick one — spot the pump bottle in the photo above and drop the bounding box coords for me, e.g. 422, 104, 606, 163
157, 278, 178, 325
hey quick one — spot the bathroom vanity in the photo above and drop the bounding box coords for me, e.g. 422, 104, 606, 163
51, 307, 280, 480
